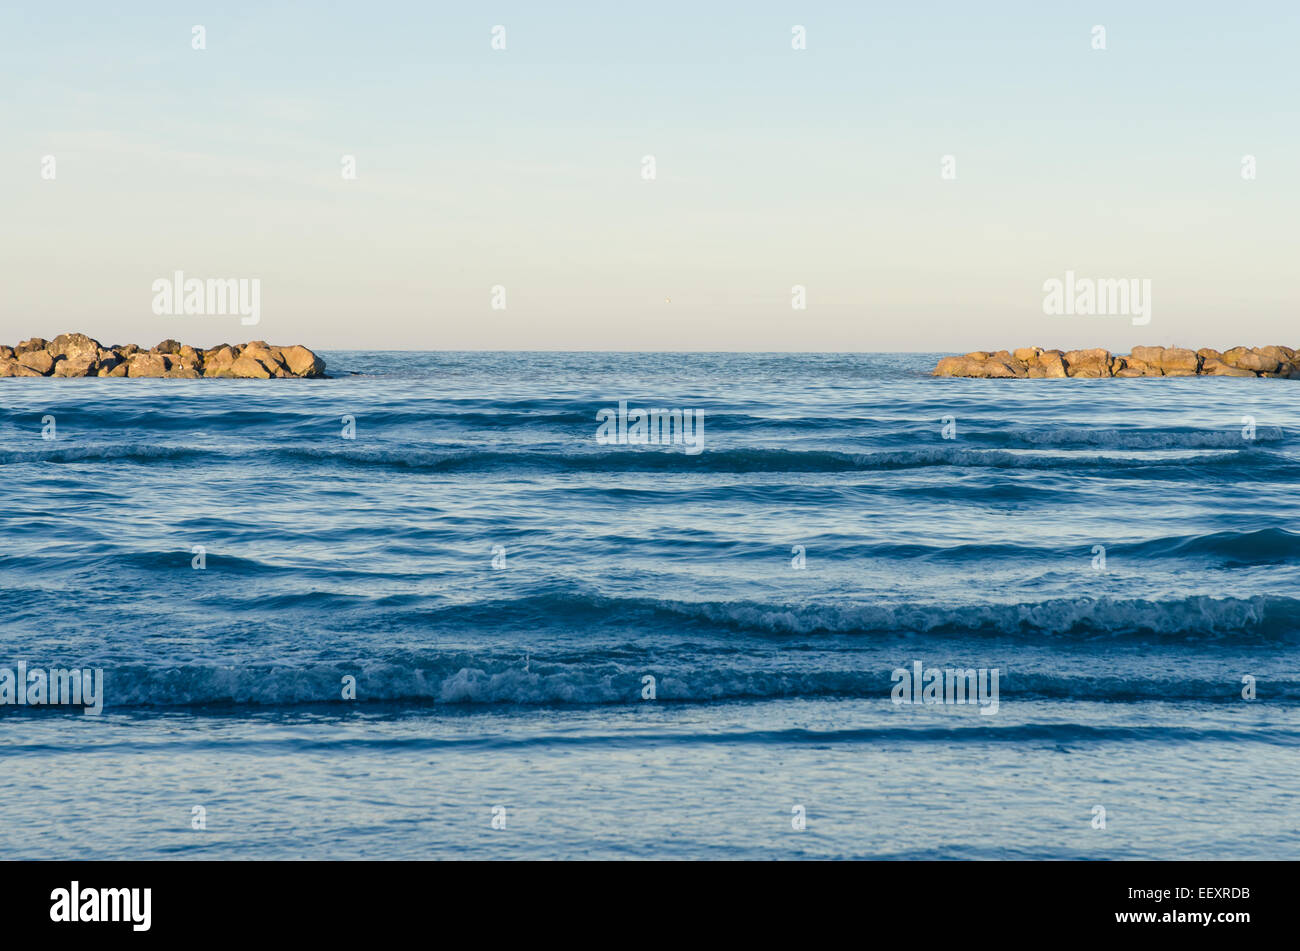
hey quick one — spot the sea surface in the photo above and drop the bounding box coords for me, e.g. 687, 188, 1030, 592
1, 352, 1297, 859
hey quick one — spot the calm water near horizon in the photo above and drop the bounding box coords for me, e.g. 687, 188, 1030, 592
2, 351, 1297, 859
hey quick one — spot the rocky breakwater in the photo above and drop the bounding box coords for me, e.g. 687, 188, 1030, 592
0, 334, 326, 378
933, 346, 1300, 379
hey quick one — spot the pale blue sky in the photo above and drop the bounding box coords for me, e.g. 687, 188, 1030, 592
2, 1, 1297, 350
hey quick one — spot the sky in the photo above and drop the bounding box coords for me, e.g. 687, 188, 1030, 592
2, 1, 1297, 351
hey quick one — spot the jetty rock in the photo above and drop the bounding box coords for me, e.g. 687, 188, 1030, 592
0, 334, 326, 379
934, 346, 1299, 379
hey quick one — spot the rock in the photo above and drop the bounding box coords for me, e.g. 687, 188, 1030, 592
1, 334, 326, 380
1120, 359, 1162, 377
177, 345, 204, 370
935, 355, 1024, 378
1257, 345, 1295, 368
933, 345, 1299, 379
971, 351, 1027, 377
95, 348, 122, 374
1222, 347, 1279, 373
203, 346, 237, 378
1201, 358, 1256, 377
52, 355, 99, 377
934, 356, 979, 377
1158, 347, 1199, 373
127, 353, 168, 377
230, 353, 274, 378
1130, 346, 1166, 365
1121, 345, 1196, 374
985, 360, 1026, 378
241, 344, 289, 377
1035, 350, 1067, 378
1062, 348, 1112, 377
48, 333, 101, 362
17, 350, 55, 374
0, 359, 45, 377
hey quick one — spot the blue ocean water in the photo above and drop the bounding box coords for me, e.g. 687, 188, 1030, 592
1, 351, 1297, 859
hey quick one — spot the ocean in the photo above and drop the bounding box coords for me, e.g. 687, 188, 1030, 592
1, 351, 1297, 859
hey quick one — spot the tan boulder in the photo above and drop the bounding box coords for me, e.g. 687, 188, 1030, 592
230, 353, 274, 379
47, 333, 101, 362
1129, 346, 1166, 366
127, 352, 168, 377
1063, 348, 1112, 377
1257, 345, 1295, 367
934, 356, 978, 377
0, 359, 44, 377
1222, 347, 1279, 373
95, 348, 122, 374
203, 346, 237, 378
1201, 358, 1255, 377
1035, 350, 1067, 378
52, 355, 99, 377
278, 345, 326, 378
242, 344, 289, 376
983, 359, 1026, 378
153, 339, 182, 355
934, 355, 1022, 378
1134, 361, 1163, 376
1157, 348, 1199, 373
14, 337, 48, 354
17, 350, 54, 374
177, 345, 204, 369
1013, 347, 1042, 363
